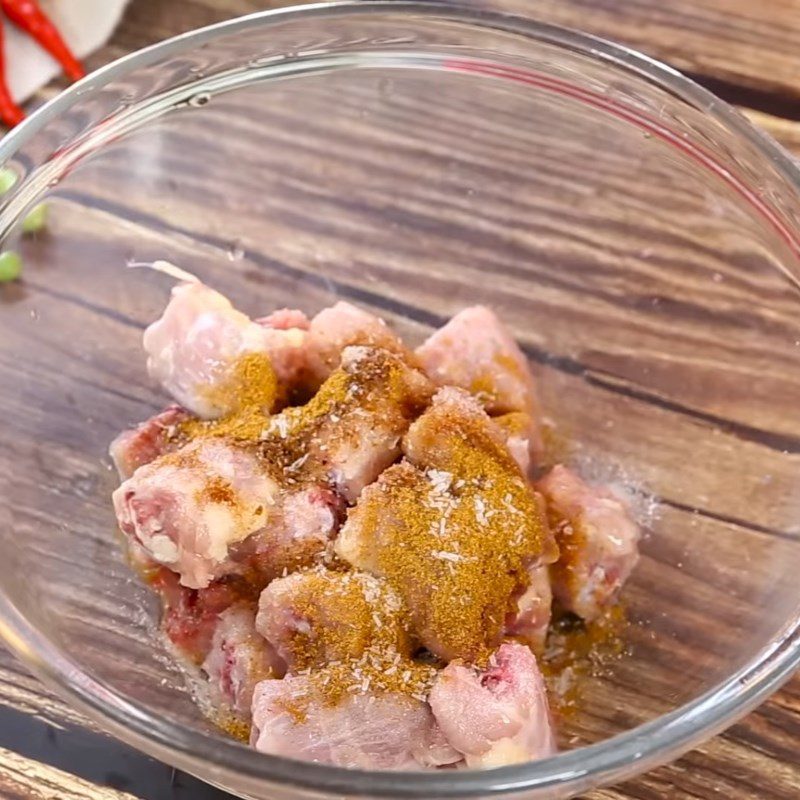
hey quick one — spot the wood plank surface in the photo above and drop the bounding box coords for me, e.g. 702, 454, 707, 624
484, 0, 800, 107
0, 747, 138, 800
3, 1, 798, 800
70, 0, 800, 112
34, 0, 800, 159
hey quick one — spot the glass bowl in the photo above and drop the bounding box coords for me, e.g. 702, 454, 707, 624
0, 2, 799, 798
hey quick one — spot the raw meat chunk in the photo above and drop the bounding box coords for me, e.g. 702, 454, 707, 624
152, 573, 282, 719
202, 604, 284, 717
151, 569, 253, 663
261, 346, 432, 503
228, 486, 342, 581
537, 465, 640, 621
505, 565, 552, 653
494, 412, 540, 476
256, 568, 410, 671
110, 276, 653, 768
109, 404, 190, 480
113, 439, 339, 589
336, 388, 555, 661
256, 308, 310, 331
114, 348, 427, 589
250, 675, 460, 769
416, 306, 538, 415
429, 642, 555, 768
113, 439, 279, 588
402, 387, 528, 477
303, 302, 409, 388
143, 281, 306, 418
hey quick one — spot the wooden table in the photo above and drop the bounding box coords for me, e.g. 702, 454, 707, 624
3, 1, 799, 798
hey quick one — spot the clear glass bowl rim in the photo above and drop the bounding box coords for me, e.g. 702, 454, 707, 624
0, 2, 799, 796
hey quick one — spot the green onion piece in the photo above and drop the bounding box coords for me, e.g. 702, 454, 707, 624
0, 251, 22, 283
22, 203, 48, 234
0, 167, 16, 195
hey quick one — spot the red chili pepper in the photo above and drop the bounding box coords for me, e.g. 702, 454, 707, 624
1, 0, 85, 82
0, 18, 24, 127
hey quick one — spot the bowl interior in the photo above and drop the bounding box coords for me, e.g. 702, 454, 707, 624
1, 6, 799, 798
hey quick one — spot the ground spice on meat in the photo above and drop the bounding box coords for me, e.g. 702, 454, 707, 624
547, 513, 586, 606
494, 411, 531, 437
179, 348, 428, 491
180, 352, 278, 442
468, 373, 498, 406
278, 569, 410, 671
258, 348, 430, 485
158, 347, 549, 716
186, 405, 270, 443
155, 444, 254, 536
276, 568, 436, 721
346, 404, 552, 664
216, 712, 252, 743
468, 353, 529, 409
200, 476, 237, 506
308, 648, 437, 710
204, 351, 278, 413
156, 442, 201, 470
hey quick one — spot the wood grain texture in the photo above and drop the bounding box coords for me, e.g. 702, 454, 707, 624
0, 747, 138, 800
743, 110, 800, 159
3, 1, 798, 800
483, 0, 800, 106
30, 1, 800, 154
59, 0, 800, 110
25, 0, 800, 106
31, 0, 800, 165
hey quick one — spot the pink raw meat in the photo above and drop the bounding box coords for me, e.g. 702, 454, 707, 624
256, 308, 310, 331
250, 675, 460, 769
143, 282, 307, 418
112, 439, 339, 589
537, 465, 640, 621
261, 346, 432, 504
202, 604, 285, 717
506, 565, 552, 653
109, 404, 190, 480
337, 388, 556, 661
324, 347, 431, 501
401, 387, 525, 476
415, 306, 543, 457
113, 347, 427, 589
228, 486, 342, 581
113, 439, 278, 588
304, 302, 409, 389
429, 642, 555, 768
151, 569, 252, 664
256, 568, 409, 671
495, 412, 540, 476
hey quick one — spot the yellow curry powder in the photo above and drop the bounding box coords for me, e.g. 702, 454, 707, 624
276, 568, 437, 720
205, 351, 278, 412
179, 347, 428, 486
494, 411, 531, 437
280, 568, 410, 671
348, 403, 553, 664
258, 348, 429, 483
181, 352, 278, 442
